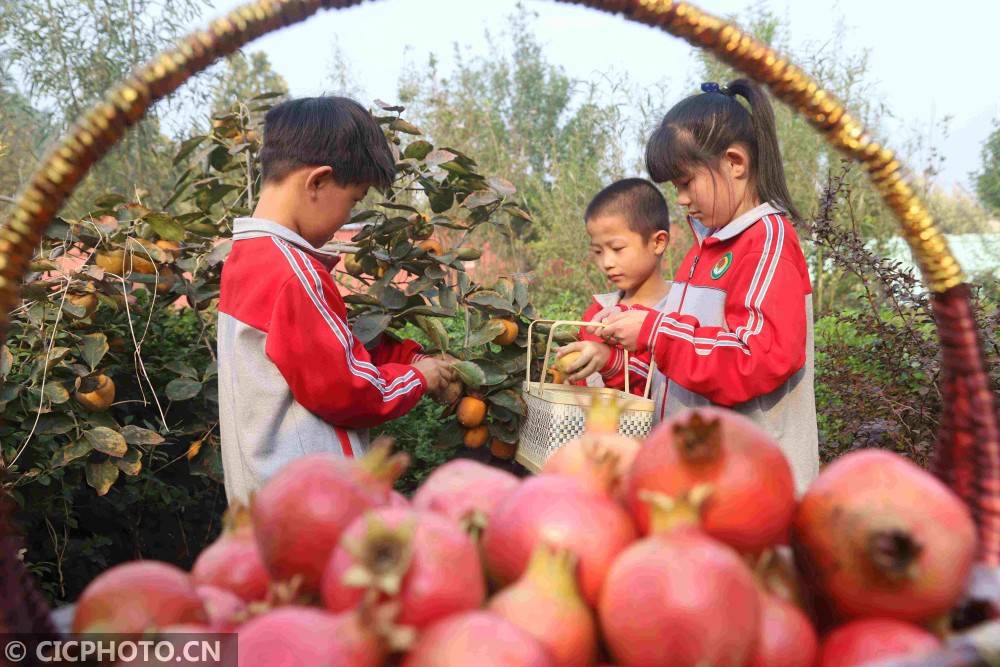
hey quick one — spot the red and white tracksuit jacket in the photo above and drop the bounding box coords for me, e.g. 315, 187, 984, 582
217, 218, 427, 505
635, 203, 819, 492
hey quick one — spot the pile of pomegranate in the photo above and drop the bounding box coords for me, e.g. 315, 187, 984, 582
70, 407, 983, 667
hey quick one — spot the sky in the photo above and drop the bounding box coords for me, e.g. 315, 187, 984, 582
201, 0, 999, 193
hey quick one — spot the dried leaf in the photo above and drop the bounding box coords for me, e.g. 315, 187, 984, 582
84, 427, 128, 457
121, 425, 165, 446
86, 460, 119, 496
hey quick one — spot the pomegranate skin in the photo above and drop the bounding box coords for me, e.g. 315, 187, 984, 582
818, 618, 940, 667
488, 545, 598, 667
412, 459, 519, 526
236, 606, 384, 667
483, 474, 637, 605
599, 528, 761, 667
402, 611, 554, 667
191, 528, 270, 601
627, 408, 795, 554
793, 448, 977, 623
748, 592, 817, 667
321, 508, 485, 629
195, 585, 245, 631
251, 453, 392, 593
73, 561, 207, 633
543, 434, 639, 499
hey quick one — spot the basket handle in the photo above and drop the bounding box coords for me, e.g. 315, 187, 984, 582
525, 319, 653, 399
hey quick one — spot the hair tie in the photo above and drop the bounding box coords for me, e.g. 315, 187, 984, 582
700, 81, 732, 96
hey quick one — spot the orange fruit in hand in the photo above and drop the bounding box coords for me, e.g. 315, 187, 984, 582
546, 367, 566, 385
464, 425, 489, 449
491, 319, 519, 346
457, 396, 487, 428
490, 439, 517, 460
555, 350, 583, 375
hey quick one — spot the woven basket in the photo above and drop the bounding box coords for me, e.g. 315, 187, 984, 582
516, 320, 654, 472
0, 1, 997, 661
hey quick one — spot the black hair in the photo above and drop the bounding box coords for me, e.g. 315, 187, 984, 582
645, 78, 800, 220
260, 96, 396, 189
584, 178, 670, 239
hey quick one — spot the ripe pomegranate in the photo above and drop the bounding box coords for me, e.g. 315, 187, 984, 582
543, 433, 639, 498
252, 439, 408, 593
321, 508, 485, 629
599, 526, 761, 667
191, 506, 270, 601
411, 459, 519, 536
748, 592, 817, 667
483, 474, 637, 606
627, 408, 795, 554
195, 585, 245, 631
488, 543, 598, 667
236, 606, 385, 667
73, 561, 207, 632
388, 490, 410, 507
793, 448, 977, 623
402, 611, 554, 667
817, 618, 940, 667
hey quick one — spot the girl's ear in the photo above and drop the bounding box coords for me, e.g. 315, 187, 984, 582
724, 144, 751, 181
304, 166, 334, 197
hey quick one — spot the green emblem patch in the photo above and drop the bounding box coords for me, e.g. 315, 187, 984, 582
711, 252, 733, 279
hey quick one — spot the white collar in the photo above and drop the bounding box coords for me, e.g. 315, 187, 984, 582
232, 217, 341, 263
704, 202, 785, 242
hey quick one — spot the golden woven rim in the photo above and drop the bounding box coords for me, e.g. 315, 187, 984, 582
0, 0, 964, 342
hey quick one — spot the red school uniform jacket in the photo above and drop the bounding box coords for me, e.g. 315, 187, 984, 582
217, 218, 427, 505
634, 203, 819, 492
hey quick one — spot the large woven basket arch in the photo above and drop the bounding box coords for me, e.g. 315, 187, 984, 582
0, 0, 996, 567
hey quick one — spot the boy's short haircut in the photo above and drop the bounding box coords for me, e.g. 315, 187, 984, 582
585, 178, 670, 239
260, 96, 396, 189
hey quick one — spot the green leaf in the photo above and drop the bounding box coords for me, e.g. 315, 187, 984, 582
121, 425, 165, 446
43, 382, 70, 404
79, 333, 108, 371
435, 419, 464, 449
165, 360, 198, 379
205, 239, 233, 266
466, 290, 516, 313
84, 427, 128, 457
173, 135, 207, 165
487, 177, 517, 197
86, 460, 119, 496
404, 140, 433, 160
487, 389, 527, 417
472, 359, 509, 386
145, 212, 186, 242
505, 205, 533, 222
455, 247, 482, 261
465, 319, 507, 348
380, 286, 408, 310
94, 193, 127, 208
428, 189, 454, 214
452, 361, 486, 389
0, 346, 11, 378
116, 448, 143, 476
425, 149, 457, 167
38, 413, 75, 435
415, 315, 449, 352
389, 118, 422, 135
52, 439, 93, 466
353, 312, 392, 346
462, 190, 500, 209
165, 378, 203, 401
488, 420, 519, 443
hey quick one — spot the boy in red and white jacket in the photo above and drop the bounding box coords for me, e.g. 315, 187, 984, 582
217, 97, 455, 505
556, 178, 672, 413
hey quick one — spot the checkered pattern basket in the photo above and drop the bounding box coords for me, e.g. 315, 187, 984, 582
515, 320, 654, 472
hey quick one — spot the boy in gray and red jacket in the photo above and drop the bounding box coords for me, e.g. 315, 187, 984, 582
217, 97, 455, 505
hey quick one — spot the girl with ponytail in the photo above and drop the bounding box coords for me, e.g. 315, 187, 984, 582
601, 79, 819, 492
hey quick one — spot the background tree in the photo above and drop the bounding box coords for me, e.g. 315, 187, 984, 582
974, 118, 1000, 216
0, 0, 208, 211
210, 51, 289, 116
